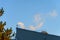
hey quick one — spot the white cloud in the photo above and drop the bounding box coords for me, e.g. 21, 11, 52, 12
18, 22, 25, 29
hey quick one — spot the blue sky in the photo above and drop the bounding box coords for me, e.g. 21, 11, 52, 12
0, 0, 60, 36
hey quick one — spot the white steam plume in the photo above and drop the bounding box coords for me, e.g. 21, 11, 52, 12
29, 25, 36, 31
29, 14, 44, 31
18, 22, 25, 29
29, 22, 44, 31
34, 14, 41, 22
17, 14, 44, 31
49, 10, 58, 17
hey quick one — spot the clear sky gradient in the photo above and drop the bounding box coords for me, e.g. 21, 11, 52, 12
0, 0, 60, 36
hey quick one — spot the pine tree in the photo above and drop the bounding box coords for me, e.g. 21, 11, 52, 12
0, 8, 15, 40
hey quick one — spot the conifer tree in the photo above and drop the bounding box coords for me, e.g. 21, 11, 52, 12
0, 8, 15, 40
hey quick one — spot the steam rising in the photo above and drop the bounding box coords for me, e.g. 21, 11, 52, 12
49, 10, 58, 17
29, 25, 36, 30
17, 13, 44, 31
17, 10, 58, 31
34, 14, 41, 22
18, 22, 25, 29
